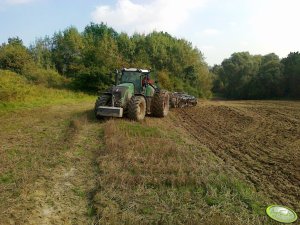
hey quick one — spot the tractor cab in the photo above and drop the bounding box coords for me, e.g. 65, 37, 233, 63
119, 68, 152, 94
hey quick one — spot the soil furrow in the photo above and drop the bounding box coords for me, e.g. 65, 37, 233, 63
172, 101, 300, 211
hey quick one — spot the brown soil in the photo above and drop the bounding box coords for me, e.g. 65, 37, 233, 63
172, 100, 300, 211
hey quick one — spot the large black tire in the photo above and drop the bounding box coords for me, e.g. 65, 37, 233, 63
94, 95, 110, 119
151, 91, 170, 117
127, 96, 146, 121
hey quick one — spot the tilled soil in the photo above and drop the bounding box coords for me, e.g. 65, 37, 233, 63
172, 100, 300, 212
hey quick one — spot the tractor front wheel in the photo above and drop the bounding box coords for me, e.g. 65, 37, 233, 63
127, 96, 146, 121
94, 95, 110, 120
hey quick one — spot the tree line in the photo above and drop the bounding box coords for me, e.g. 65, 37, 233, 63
0, 23, 212, 98
211, 52, 300, 99
1, 22, 299, 99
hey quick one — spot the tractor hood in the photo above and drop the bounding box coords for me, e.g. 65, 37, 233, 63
112, 83, 134, 107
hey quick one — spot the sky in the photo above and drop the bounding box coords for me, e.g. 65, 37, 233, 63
0, 0, 299, 65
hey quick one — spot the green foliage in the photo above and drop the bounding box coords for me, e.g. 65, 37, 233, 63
212, 51, 300, 99
2, 24, 300, 100
220, 52, 260, 99
0, 70, 30, 102
248, 54, 284, 99
1, 24, 213, 97
157, 70, 172, 90
0, 37, 66, 89
0, 69, 92, 111
69, 25, 212, 96
0, 37, 35, 74
24, 68, 68, 88
29, 36, 54, 69
52, 27, 84, 77
281, 52, 300, 98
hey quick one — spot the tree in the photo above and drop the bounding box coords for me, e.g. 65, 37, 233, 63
116, 32, 135, 66
52, 27, 84, 77
211, 65, 225, 94
247, 53, 284, 99
29, 36, 54, 69
157, 70, 172, 90
0, 37, 34, 74
281, 52, 300, 98
72, 24, 122, 92
220, 52, 260, 98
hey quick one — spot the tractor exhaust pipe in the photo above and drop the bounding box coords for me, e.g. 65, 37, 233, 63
115, 69, 119, 86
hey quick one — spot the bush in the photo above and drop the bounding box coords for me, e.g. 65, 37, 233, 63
24, 68, 68, 88
0, 69, 91, 108
0, 70, 30, 102
0, 38, 35, 74
157, 70, 172, 90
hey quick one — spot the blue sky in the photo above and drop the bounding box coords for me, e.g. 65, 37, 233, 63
0, 0, 299, 65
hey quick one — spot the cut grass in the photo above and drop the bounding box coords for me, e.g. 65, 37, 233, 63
93, 118, 274, 224
118, 120, 163, 138
0, 103, 100, 224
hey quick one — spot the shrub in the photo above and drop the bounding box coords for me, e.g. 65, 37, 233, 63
0, 70, 30, 102
24, 68, 68, 88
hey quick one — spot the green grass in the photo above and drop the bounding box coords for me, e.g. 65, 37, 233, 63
0, 69, 95, 112
0, 172, 14, 184
92, 119, 271, 224
118, 120, 163, 138
203, 173, 264, 214
72, 187, 86, 198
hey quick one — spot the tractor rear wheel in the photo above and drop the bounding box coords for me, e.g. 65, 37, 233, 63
94, 95, 110, 119
151, 91, 170, 117
127, 96, 146, 121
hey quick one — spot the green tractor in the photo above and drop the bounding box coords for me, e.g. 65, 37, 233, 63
94, 68, 170, 121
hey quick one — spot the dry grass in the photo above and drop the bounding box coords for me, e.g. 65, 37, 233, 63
1, 99, 296, 224
0, 101, 102, 224
93, 117, 275, 224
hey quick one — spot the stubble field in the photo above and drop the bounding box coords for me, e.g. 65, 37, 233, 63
0, 100, 299, 224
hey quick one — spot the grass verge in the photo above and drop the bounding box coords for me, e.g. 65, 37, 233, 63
0, 69, 94, 112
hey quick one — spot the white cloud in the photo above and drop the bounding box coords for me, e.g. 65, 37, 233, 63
91, 0, 206, 34
0, 0, 35, 8
4, 0, 34, 5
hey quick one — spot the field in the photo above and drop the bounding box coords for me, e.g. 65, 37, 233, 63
173, 101, 300, 211
0, 100, 299, 224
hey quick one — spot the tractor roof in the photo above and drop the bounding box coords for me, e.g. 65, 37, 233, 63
122, 68, 150, 73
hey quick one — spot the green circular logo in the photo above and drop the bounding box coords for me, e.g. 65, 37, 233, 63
266, 205, 298, 223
